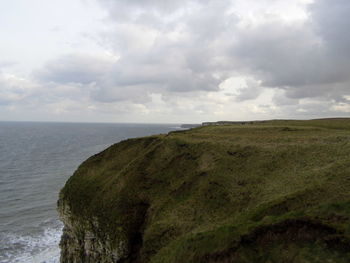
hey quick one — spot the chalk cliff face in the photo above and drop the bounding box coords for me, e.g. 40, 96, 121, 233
58, 201, 129, 263
58, 119, 350, 263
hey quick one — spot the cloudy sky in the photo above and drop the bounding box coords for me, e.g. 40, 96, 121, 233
0, 0, 349, 123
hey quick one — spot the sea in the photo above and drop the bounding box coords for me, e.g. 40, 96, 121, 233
0, 121, 180, 263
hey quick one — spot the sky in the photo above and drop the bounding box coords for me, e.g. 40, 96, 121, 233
0, 0, 349, 123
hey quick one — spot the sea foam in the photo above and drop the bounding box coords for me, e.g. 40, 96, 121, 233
0, 225, 62, 263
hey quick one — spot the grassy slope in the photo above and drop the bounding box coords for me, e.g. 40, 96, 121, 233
60, 119, 350, 262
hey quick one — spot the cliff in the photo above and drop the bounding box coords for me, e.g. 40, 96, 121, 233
58, 119, 350, 262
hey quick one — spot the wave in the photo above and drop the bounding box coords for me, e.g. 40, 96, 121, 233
0, 224, 62, 263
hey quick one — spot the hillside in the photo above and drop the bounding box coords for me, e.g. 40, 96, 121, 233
58, 119, 350, 263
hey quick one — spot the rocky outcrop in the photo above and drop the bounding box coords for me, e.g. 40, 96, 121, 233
58, 201, 128, 263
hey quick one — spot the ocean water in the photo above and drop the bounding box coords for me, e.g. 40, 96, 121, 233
0, 122, 179, 263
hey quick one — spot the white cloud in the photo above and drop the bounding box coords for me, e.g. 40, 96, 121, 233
0, 0, 349, 122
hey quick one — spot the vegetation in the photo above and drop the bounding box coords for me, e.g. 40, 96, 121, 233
59, 118, 350, 262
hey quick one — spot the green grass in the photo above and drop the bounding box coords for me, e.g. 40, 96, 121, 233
59, 118, 350, 262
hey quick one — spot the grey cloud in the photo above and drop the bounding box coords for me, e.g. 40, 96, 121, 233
311, 0, 350, 56
284, 82, 350, 102
272, 91, 300, 106
91, 84, 151, 103
233, 79, 261, 101
24, 0, 350, 118
226, 0, 350, 105
35, 54, 113, 85
231, 23, 326, 87
93, 0, 234, 98
92, 58, 221, 103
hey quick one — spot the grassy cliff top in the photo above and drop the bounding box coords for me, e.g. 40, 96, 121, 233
59, 119, 350, 262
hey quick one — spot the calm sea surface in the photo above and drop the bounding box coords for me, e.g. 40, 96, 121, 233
0, 122, 179, 263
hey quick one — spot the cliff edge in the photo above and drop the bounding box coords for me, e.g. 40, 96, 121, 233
58, 119, 350, 262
